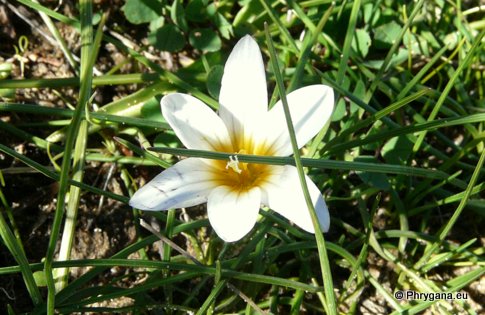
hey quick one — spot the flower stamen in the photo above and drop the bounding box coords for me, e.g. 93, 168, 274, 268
226, 155, 242, 174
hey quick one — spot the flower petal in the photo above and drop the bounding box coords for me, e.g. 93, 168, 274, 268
267, 85, 334, 156
261, 165, 330, 233
207, 186, 261, 242
219, 35, 268, 146
161, 93, 232, 151
129, 158, 216, 210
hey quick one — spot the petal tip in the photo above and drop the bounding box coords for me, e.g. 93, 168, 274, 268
160, 93, 180, 113
128, 190, 151, 210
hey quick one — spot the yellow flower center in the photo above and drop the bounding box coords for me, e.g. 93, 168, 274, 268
211, 140, 275, 192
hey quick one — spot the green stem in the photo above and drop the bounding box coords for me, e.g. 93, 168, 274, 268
44, 0, 94, 313
264, 24, 337, 315
149, 146, 454, 181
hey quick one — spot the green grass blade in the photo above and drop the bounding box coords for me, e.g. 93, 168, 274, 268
114, 137, 171, 168
44, 1, 95, 311
0, 119, 63, 152
258, 0, 298, 53
265, 24, 337, 315
32, 0, 78, 74
0, 73, 163, 89
53, 120, 88, 291
415, 146, 485, 269
396, 45, 449, 100
148, 146, 454, 181
336, 0, 360, 86
0, 103, 170, 130
16, 0, 80, 28
413, 30, 485, 153
56, 15, 107, 290
288, 3, 334, 92
0, 143, 128, 203
103, 35, 219, 110
365, 0, 425, 101
0, 210, 43, 305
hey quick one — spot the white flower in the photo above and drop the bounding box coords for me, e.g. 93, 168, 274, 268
130, 35, 334, 242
